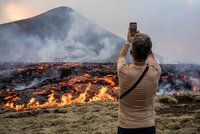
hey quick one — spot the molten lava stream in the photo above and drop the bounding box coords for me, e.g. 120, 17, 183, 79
2, 71, 119, 111
3, 82, 118, 111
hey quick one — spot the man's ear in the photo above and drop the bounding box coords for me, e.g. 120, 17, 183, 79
149, 50, 152, 55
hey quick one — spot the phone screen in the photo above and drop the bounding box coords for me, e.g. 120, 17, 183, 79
130, 22, 137, 33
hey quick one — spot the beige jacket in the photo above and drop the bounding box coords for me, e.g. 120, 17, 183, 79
117, 58, 161, 128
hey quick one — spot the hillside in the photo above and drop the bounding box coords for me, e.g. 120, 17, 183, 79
0, 7, 124, 62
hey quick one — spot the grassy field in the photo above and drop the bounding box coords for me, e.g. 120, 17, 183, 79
0, 93, 200, 134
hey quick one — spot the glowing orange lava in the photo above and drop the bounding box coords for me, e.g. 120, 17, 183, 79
191, 78, 200, 93
3, 73, 119, 111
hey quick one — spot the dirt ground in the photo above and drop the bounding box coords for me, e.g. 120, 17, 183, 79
0, 93, 200, 134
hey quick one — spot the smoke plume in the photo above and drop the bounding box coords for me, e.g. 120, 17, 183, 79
0, 7, 125, 63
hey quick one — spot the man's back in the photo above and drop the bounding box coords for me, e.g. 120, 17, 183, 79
117, 62, 161, 128
117, 31, 161, 134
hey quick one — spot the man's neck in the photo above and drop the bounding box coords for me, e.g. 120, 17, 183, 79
133, 60, 146, 66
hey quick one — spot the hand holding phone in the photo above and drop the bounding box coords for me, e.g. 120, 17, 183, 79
129, 22, 137, 37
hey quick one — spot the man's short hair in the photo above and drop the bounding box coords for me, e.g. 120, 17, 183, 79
131, 33, 152, 62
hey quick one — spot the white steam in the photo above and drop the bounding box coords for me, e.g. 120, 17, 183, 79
0, 8, 124, 63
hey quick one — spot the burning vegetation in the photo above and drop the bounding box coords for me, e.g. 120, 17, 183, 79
0, 62, 200, 111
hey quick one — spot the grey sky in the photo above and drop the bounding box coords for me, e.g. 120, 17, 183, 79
0, 0, 199, 64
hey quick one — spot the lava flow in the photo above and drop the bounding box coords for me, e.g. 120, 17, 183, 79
2, 77, 119, 111
0, 63, 200, 111
0, 63, 119, 111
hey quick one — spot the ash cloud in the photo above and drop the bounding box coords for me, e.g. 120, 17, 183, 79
0, 7, 125, 63
58, 0, 200, 64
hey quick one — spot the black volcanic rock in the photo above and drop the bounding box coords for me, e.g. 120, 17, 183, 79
0, 6, 124, 62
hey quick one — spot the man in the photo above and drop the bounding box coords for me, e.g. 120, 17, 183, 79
117, 27, 161, 134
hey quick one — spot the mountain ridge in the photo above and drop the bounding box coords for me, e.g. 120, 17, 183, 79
0, 6, 125, 62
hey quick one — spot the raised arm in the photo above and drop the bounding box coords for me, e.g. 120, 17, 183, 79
117, 29, 133, 70
118, 29, 133, 58
118, 43, 130, 59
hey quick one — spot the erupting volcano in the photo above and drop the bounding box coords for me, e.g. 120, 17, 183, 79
0, 5, 200, 134
0, 6, 124, 62
0, 6, 199, 113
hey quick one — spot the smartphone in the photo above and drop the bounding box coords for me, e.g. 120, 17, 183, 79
130, 22, 137, 36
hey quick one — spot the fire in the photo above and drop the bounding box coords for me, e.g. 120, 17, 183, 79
89, 87, 115, 102
3, 73, 118, 111
1, 63, 200, 111
191, 78, 200, 93
83, 73, 90, 77
3, 96, 20, 110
